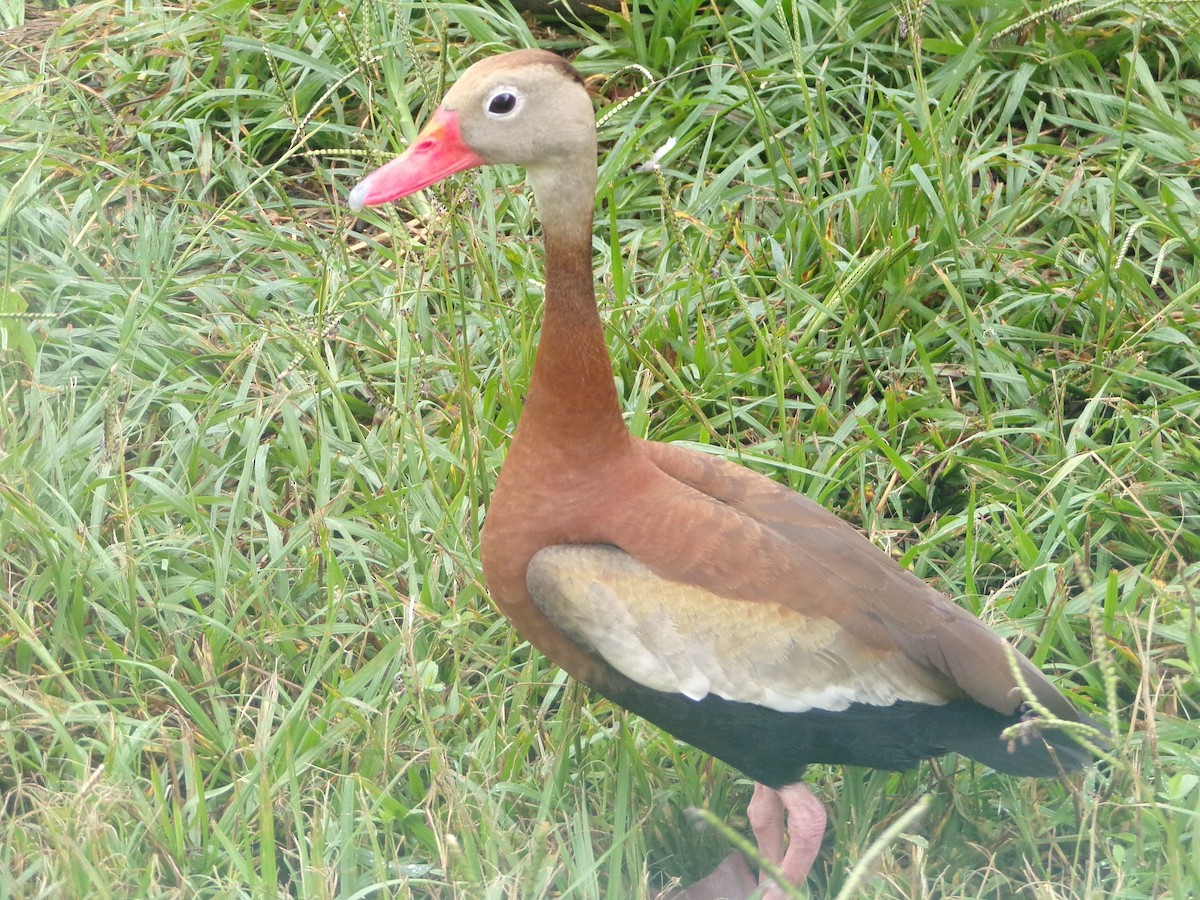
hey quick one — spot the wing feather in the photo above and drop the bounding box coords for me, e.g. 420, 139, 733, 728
528, 544, 959, 713
635, 440, 1084, 721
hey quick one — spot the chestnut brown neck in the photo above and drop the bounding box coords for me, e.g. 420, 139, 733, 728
508, 160, 629, 467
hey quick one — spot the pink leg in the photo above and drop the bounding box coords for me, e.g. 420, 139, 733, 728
657, 781, 825, 900
750, 782, 826, 899
748, 782, 787, 868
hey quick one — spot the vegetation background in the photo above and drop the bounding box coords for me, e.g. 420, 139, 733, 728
2, 0, 1197, 896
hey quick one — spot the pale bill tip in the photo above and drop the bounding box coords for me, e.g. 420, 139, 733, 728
348, 180, 370, 213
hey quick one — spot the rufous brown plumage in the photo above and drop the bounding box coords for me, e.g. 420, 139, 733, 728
351, 48, 1099, 899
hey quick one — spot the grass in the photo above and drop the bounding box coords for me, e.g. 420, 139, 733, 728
1, 0, 1198, 896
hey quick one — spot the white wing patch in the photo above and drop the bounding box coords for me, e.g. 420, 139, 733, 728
527, 544, 954, 713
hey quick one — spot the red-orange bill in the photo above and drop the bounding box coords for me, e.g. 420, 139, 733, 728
349, 108, 484, 211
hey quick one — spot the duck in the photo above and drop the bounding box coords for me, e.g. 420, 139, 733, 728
350, 48, 1098, 899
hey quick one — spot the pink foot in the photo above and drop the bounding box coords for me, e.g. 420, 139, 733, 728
657, 782, 826, 900
749, 782, 826, 899
656, 852, 757, 899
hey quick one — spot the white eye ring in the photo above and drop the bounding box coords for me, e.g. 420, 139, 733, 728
483, 86, 525, 119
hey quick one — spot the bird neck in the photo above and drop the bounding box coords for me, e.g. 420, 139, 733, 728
513, 162, 628, 465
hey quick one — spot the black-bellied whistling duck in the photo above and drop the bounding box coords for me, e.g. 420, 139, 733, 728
350, 49, 1099, 899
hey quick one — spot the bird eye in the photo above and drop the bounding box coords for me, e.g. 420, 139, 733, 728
485, 88, 522, 118
489, 93, 516, 114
